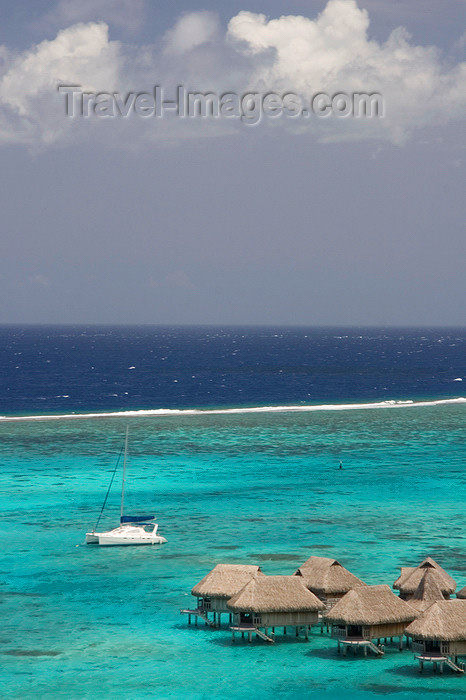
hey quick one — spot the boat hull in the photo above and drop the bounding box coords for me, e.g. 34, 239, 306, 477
86, 524, 167, 546
97, 534, 167, 546
85, 532, 100, 544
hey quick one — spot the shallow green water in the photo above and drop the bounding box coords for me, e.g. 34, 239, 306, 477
1, 405, 465, 698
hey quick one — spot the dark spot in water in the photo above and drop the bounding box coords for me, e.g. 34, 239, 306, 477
2, 591, 42, 598
5, 650, 61, 657
307, 518, 329, 524
362, 682, 460, 695
215, 546, 239, 550
251, 553, 301, 562
244, 518, 264, 522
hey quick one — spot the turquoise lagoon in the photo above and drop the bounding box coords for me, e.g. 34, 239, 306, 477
1, 402, 465, 699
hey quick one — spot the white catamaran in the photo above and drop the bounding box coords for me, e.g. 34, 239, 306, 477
86, 428, 167, 546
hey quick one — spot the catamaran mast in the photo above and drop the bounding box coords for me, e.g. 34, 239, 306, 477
120, 426, 129, 521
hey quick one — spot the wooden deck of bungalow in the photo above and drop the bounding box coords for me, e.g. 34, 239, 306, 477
230, 622, 315, 643
415, 652, 465, 674
230, 622, 275, 643
331, 625, 405, 655
337, 637, 384, 656
180, 607, 226, 627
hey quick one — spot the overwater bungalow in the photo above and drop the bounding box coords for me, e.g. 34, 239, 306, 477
324, 584, 417, 656
457, 586, 466, 600
227, 575, 325, 643
294, 556, 367, 609
404, 599, 466, 674
181, 564, 262, 627
393, 557, 456, 600
408, 568, 448, 613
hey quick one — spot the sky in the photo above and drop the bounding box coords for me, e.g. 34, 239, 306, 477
0, 0, 465, 326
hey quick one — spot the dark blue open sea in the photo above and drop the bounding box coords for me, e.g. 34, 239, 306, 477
1, 326, 465, 699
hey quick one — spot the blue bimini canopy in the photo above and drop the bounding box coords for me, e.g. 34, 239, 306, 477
120, 515, 155, 524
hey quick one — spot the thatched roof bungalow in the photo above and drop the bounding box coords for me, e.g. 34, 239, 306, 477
227, 575, 325, 642
191, 564, 262, 607
393, 557, 456, 600
405, 599, 466, 672
183, 564, 262, 627
457, 586, 466, 600
324, 584, 417, 655
294, 556, 367, 608
408, 568, 447, 612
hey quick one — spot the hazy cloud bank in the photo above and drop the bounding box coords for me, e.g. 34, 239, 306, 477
0, 0, 464, 148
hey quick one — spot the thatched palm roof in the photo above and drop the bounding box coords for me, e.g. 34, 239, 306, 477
324, 585, 417, 626
295, 556, 366, 595
227, 575, 326, 613
408, 568, 447, 612
457, 586, 466, 600
191, 564, 263, 599
393, 557, 456, 596
394, 567, 415, 587
405, 600, 466, 641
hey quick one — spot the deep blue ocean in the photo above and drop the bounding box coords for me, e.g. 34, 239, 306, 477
1, 326, 465, 415
1, 326, 465, 699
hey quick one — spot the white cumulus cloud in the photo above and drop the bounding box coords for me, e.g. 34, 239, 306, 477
227, 1, 466, 142
0, 0, 464, 148
164, 11, 220, 55
0, 22, 121, 145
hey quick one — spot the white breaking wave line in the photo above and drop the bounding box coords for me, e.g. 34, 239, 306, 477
0, 398, 465, 422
